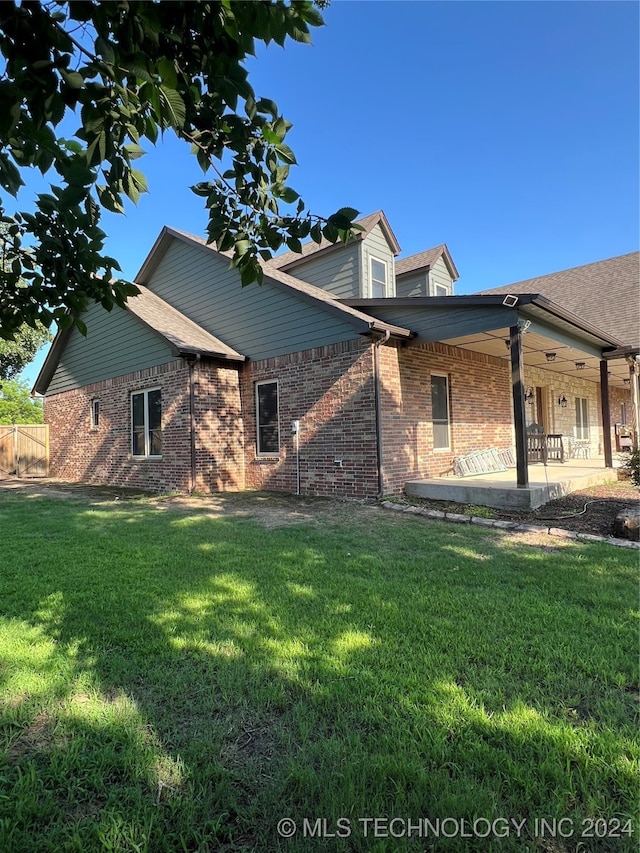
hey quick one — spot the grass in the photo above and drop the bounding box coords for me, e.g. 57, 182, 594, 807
0, 490, 638, 852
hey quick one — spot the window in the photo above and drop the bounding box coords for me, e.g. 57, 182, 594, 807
256, 381, 280, 455
431, 374, 451, 450
91, 399, 99, 428
370, 258, 387, 298
575, 397, 589, 440
435, 284, 448, 297
131, 389, 162, 458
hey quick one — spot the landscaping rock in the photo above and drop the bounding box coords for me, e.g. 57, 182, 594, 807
445, 512, 471, 523
613, 506, 640, 541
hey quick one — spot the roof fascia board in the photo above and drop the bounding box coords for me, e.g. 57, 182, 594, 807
373, 210, 401, 255
32, 324, 73, 395
344, 293, 623, 349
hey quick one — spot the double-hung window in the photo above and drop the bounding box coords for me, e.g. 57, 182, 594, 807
370, 258, 387, 298
131, 388, 162, 458
256, 381, 280, 455
91, 399, 99, 429
431, 374, 451, 450
575, 397, 589, 440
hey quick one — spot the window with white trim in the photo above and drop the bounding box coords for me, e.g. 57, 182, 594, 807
256, 380, 280, 455
131, 388, 162, 458
575, 397, 589, 440
370, 258, 387, 298
91, 399, 99, 428
435, 284, 448, 297
431, 374, 451, 450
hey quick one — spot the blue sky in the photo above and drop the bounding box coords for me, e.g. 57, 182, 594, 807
18, 0, 639, 385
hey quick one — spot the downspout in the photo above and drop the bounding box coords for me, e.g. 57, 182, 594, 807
373, 329, 391, 498
188, 356, 199, 494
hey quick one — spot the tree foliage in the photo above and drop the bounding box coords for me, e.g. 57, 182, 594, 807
0, 378, 44, 423
0, 0, 358, 340
0, 322, 50, 379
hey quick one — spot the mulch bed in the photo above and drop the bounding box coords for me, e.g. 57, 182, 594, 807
403, 479, 640, 537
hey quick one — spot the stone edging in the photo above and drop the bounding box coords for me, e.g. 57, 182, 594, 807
380, 501, 640, 550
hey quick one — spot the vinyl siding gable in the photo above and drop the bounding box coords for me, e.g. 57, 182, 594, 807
47, 302, 174, 394
396, 272, 428, 298
144, 240, 362, 360
281, 242, 361, 299
362, 224, 396, 297
429, 256, 454, 295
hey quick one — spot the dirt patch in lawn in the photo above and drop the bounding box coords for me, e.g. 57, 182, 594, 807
1, 475, 637, 538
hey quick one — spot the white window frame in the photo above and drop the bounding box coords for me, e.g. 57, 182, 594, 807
431, 373, 451, 451
131, 387, 162, 459
370, 257, 388, 299
91, 399, 100, 429
435, 284, 448, 297
575, 397, 589, 440
255, 380, 280, 456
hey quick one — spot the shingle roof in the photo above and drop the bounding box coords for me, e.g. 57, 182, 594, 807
126, 285, 245, 360
269, 210, 401, 271
395, 244, 459, 281
479, 252, 640, 349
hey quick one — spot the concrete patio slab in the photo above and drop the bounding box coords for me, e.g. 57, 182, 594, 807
405, 461, 619, 511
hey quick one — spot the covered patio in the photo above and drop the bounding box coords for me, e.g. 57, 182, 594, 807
345, 291, 635, 509
405, 456, 623, 511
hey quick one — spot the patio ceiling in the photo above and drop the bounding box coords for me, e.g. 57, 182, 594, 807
443, 327, 632, 388
342, 294, 630, 389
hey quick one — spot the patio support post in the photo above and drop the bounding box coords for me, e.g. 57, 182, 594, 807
599, 360, 613, 468
510, 323, 529, 488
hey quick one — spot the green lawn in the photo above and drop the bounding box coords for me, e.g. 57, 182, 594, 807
0, 490, 638, 852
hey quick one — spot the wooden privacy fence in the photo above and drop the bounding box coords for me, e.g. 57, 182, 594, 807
0, 424, 49, 477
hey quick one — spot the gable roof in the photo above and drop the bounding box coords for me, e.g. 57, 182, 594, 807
136, 226, 413, 340
479, 251, 640, 349
268, 210, 401, 272
395, 244, 460, 282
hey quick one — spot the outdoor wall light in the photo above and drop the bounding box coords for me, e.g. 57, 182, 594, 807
558, 393, 568, 407
623, 378, 631, 384
505, 339, 511, 350
545, 352, 557, 363
525, 386, 535, 404
575, 362, 586, 370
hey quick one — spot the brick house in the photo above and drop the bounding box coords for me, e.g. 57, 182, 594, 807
34, 212, 639, 504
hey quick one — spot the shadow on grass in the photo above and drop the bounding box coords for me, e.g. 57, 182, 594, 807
0, 494, 638, 852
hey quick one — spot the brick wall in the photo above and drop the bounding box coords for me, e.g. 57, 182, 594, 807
378, 342, 513, 494
45, 358, 246, 494
192, 361, 245, 492
241, 338, 379, 497
45, 360, 193, 492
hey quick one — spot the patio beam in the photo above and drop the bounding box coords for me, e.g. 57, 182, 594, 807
510, 323, 529, 488
599, 360, 613, 468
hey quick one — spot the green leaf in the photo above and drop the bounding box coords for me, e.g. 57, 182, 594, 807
279, 186, 299, 204
310, 222, 323, 244
60, 69, 84, 89
124, 143, 146, 161
334, 207, 360, 222
159, 84, 186, 129
274, 143, 297, 165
